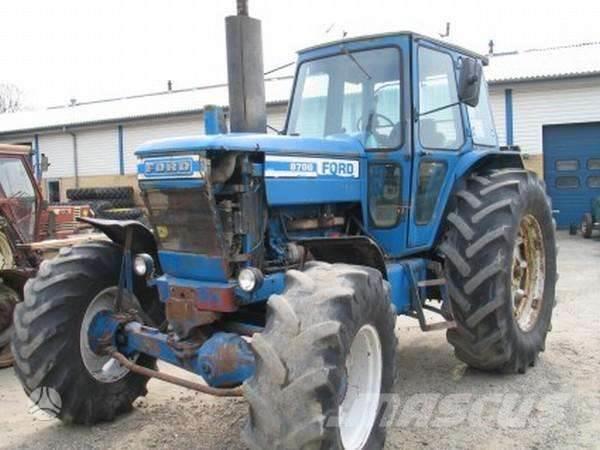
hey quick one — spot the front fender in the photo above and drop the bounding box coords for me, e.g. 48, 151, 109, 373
77, 217, 157, 254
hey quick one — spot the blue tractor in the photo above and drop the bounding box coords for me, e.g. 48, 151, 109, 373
12, 20, 556, 450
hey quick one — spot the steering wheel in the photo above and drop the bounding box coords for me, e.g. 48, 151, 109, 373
356, 113, 396, 147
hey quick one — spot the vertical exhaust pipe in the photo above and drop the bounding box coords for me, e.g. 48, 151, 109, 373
225, 0, 267, 133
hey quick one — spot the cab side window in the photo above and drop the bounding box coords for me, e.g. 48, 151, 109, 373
467, 77, 498, 146
418, 47, 464, 149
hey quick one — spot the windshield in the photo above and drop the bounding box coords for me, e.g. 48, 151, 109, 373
287, 47, 402, 150
0, 157, 37, 242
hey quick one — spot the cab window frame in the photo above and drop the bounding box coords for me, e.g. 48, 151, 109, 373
284, 45, 405, 153
416, 44, 466, 151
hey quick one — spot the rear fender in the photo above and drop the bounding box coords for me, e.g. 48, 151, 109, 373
432, 150, 526, 248
455, 150, 524, 180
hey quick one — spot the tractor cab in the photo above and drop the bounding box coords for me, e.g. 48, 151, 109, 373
0, 144, 42, 247
289, 33, 497, 253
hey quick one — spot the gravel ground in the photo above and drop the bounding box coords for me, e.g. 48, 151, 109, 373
0, 231, 599, 449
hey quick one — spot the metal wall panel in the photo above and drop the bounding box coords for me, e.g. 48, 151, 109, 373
488, 88, 506, 145
122, 115, 205, 173
76, 127, 119, 176
38, 133, 75, 178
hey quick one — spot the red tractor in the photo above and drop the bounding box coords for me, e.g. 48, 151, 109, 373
0, 144, 99, 367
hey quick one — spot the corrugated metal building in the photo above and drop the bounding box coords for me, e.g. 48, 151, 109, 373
1, 41, 599, 227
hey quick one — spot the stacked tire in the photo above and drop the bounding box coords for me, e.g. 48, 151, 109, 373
65, 187, 144, 221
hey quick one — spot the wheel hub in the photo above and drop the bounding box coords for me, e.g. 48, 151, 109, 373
338, 324, 383, 450
512, 215, 545, 332
80, 287, 136, 383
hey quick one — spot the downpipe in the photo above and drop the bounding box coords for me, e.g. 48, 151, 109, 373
63, 128, 79, 188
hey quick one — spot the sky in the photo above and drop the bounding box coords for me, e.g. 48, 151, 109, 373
1, 0, 600, 109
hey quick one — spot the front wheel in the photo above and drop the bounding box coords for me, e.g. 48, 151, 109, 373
242, 262, 397, 450
12, 242, 162, 424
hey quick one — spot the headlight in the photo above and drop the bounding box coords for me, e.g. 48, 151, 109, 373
134, 253, 155, 277
237, 267, 264, 292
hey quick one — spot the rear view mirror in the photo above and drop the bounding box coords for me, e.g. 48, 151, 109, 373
458, 58, 482, 107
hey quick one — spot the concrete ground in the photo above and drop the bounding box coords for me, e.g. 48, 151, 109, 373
0, 231, 599, 449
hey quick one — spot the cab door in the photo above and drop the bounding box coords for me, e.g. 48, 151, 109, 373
362, 38, 412, 257
408, 41, 468, 249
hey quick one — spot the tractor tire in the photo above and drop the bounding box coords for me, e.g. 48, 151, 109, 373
439, 169, 557, 373
12, 241, 163, 424
98, 207, 144, 221
581, 213, 593, 239
66, 187, 133, 202
569, 224, 578, 235
52, 200, 112, 216
104, 197, 135, 209
242, 262, 397, 450
60, 198, 134, 209
0, 284, 19, 369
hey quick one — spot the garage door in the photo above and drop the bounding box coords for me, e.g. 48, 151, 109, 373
543, 122, 600, 228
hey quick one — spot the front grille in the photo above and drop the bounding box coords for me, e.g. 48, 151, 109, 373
144, 188, 224, 256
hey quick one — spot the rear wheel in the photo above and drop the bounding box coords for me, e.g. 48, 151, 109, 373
439, 169, 557, 373
581, 213, 593, 238
12, 242, 162, 424
66, 187, 134, 202
569, 224, 578, 235
98, 207, 144, 221
242, 262, 397, 450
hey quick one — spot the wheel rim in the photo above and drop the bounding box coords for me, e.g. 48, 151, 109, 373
79, 287, 133, 383
339, 324, 383, 450
0, 233, 14, 271
512, 215, 546, 332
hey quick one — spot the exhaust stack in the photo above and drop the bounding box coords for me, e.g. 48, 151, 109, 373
225, 0, 267, 133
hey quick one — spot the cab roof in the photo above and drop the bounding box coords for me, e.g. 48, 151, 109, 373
0, 144, 31, 155
299, 31, 489, 65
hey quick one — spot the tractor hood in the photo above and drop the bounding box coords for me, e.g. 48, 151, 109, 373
136, 133, 365, 209
135, 133, 365, 158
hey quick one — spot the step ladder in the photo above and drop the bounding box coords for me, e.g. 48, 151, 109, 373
406, 261, 456, 332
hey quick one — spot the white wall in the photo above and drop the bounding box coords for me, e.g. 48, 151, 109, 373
489, 77, 600, 154
122, 114, 205, 173
38, 132, 75, 178
76, 127, 119, 176
488, 87, 506, 146
266, 104, 288, 132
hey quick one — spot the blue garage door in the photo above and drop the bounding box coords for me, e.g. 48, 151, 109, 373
544, 122, 600, 228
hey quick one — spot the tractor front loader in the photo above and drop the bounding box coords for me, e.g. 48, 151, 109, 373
12, 8, 556, 450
